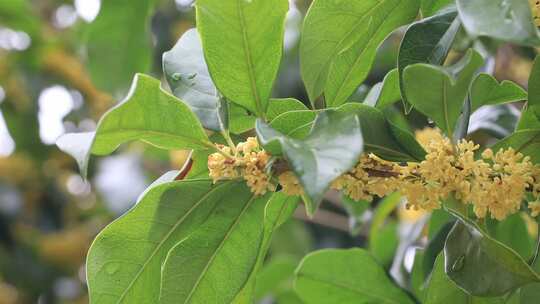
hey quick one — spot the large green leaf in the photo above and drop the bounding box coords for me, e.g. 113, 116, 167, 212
294, 248, 415, 304
444, 219, 540, 296
491, 129, 540, 164
488, 214, 534, 260
86, 0, 154, 93
456, 0, 540, 46
398, 9, 461, 112
195, 0, 288, 117
86, 179, 243, 303
163, 28, 227, 132
470, 73, 527, 113
256, 110, 363, 215
159, 185, 272, 303
56, 74, 211, 177
421, 0, 454, 17
424, 254, 505, 304
234, 192, 299, 303
403, 49, 484, 136
300, 0, 419, 106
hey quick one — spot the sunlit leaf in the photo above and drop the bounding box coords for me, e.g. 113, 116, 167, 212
86, 179, 239, 303
195, 0, 288, 117
159, 184, 272, 304
300, 0, 419, 106
56, 74, 211, 177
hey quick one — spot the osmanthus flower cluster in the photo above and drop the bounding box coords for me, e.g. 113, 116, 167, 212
208, 129, 540, 221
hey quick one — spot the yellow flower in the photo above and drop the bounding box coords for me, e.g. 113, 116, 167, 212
278, 171, 304, 196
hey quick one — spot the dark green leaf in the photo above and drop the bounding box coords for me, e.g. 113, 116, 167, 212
87, 0, 154, 93
339, 103, 426, 162
444, 220, 540, 296
163, 28, 227, 132
86, 179, 238, 303
195, 0, 288, 117
470, 73, 527, 113
159, 184, 272, 304
256, 110, 363, 215
488, 213, 534, 260
424, 254, 505, 304
300, 0, 419, 106
456, 0, 540, 46
56, 74, 211, 177
398, 9, 461, 112
294, 248, 415, 304
403, 49, 484, 136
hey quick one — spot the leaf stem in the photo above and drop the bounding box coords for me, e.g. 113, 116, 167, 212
221, 129, 237, 155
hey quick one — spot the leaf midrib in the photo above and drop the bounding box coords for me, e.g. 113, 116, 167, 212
330, 1, 401, 104
183, 193, 257, 303
114, 181, 230, 303
236, 0, 264, 117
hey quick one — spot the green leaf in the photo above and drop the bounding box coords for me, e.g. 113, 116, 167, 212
86, 0, 154, 93
456, 0, 540, 46
159, 185, 271, 304
491, 129, 540, 164
403, 49, 484, 136
444, 220, 540, 296
470, 73, 527, 113
195, 0, 288, 117
269, 110, 318, 139
266, 98, 309, 121
256, 110, 363, 215
294, 248, 415, 304
86, 179, 240, 303
163, 28, 227, 132
56, 74, 211, 177
363, 68, 401, 109
253, 256, 298, 301
339, 103, 426, 162
421, 0, 454, 17
518, 55, 540, 130
488, 213, 534, 260
300, 0, 419, 106
424, 254, 505, 304
369, 192, 401, 267
234, 193, 299, 303
229, 99, 309, 135
398, 9, 461, 112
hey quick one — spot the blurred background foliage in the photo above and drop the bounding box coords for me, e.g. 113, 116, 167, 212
0, 0, 537, 303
